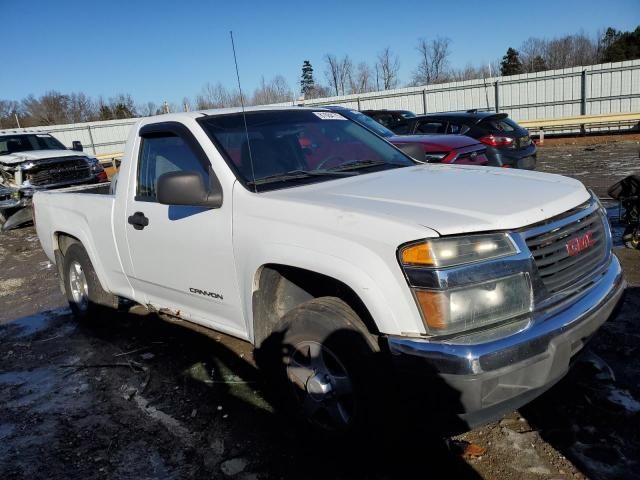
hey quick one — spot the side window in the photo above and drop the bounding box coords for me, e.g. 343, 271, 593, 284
137, 134, 209, 201
415, 121, 447, 134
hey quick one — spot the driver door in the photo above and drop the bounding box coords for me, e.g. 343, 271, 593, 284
122, 122, 244, 336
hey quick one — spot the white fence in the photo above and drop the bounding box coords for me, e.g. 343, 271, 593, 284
2, 59, 639, 155
293, 59, 640, 121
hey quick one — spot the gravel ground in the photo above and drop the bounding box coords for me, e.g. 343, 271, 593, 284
1, 141, 639, 480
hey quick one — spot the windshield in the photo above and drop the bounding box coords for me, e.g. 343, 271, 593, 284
0, 134, 67, 155
198, 110, 414, 191
333, 109, 395, 138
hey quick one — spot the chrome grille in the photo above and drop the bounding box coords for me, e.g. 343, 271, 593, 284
26, 158, 91, 187
526, 210, 608, 293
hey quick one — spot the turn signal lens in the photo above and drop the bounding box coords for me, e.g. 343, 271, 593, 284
400, 242, 434, 266
400, 233, 518, 269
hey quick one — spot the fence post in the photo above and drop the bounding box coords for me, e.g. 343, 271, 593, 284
422, 89, 427, 114
580, 69, 587, 134
357, 96, 361, 111
494, 81, 500, 113
86, 125, 96, 155
580, 69, 588, 116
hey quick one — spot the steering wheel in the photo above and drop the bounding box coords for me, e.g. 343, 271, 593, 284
315, 155, 346, 170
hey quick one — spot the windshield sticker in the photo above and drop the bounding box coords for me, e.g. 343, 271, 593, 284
36, 134, 51, 137
313, 112, 347, 120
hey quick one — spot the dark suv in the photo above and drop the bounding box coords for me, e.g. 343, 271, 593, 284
365, 110, 537, 170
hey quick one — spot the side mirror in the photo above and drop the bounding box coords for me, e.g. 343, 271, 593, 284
396, 143, 425, 162
72, 141, 83, 152
157, 170, 223, 209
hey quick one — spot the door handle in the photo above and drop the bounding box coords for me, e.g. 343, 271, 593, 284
128, 211, 149, 230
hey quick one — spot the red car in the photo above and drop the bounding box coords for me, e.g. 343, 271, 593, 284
325, 106, 488, 166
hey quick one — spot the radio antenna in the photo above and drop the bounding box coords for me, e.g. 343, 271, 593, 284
230, 30, 257, 192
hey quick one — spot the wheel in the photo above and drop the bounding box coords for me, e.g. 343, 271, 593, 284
0, 210, 6, 227
63, 243, 118, 319
623, 225, 640, 250
261, 297, 388, 436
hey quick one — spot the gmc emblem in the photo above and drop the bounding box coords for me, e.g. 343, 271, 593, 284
566, 231, 595, 257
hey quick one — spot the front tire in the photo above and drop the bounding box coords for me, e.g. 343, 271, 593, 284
261, 297, 388, 436
63, 243, 118, 319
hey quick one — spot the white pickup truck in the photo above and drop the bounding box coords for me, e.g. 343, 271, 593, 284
34, 107, 625, 434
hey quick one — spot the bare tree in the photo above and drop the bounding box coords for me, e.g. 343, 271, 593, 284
324, 54, 353, 96
0, 100, 22, 128
251, 75, 293, 105
195, 82, 233, 109
376, 47, 400, 90
67, 93, 96, 123
138, 101, 159, 116
22, 91, 71, 125
412, 38, 451, 85
350, 62, 373, 93
520, 37, 547, 73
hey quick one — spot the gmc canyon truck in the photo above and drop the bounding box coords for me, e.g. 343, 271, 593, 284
34, 107, 625, 434
0, 131, 107, 230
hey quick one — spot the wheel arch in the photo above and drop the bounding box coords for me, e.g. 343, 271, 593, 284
251, 263, 380, 347
53, 231, 112, 295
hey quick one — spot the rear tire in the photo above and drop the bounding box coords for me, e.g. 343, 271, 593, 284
63, 243, 118, 319
259, 297, 389, 437
623, 225, 640, 250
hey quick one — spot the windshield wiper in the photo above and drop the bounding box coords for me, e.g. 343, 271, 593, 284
326, 159, 407, 172
247, 169, 357, 186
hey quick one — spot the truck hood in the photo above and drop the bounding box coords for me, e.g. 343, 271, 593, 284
265, 164, 590, 236
388, 134, 480, 150
0, 149, 91, 165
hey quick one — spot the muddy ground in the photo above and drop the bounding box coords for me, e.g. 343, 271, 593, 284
536, 138, 640, 197
1, 141, 639, 480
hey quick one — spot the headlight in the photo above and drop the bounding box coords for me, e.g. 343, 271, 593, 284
87, 157, 104, 173
423, 152, 447, 163
414, 273, 532, 336
400, 233, 518, 268
588, 188, 607, 215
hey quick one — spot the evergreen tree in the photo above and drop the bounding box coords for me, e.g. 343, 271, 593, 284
500, 47, 523, 76
602, 26, 640, 62
300, 60, 315, 97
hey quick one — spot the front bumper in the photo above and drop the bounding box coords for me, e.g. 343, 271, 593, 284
387, 255, 625, 431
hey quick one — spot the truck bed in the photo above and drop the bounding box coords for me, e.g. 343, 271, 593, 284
33, 181, 131, 299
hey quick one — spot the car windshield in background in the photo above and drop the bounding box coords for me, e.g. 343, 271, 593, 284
335, 109, 395, 138
198, 110, 414, 191
0, 134, 66, 155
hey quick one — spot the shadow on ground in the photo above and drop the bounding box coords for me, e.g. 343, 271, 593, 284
521, 286, 640, 480
0, 306, 483, 479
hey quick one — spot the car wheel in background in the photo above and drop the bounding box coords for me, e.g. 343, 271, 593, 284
623, 225, 640, 250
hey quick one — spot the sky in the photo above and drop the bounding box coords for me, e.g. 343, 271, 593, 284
1, 0, 639, 106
